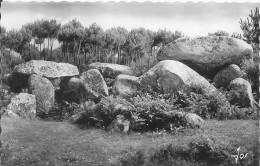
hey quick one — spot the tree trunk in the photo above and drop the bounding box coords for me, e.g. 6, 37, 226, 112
77, 40, 81, 65
50, 39, 53, 60
47, 37, 50, 60
40, 43, 42, 52
151, 46, 153, 57
43, 42, 46, 60
66, 41, 69, 62
73, 38, 76, 63
84, 49, 87, 64
117, 46, 120, 64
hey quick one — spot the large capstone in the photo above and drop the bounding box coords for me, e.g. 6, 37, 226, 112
3, 60, 79, 92
157, 36, 253, 78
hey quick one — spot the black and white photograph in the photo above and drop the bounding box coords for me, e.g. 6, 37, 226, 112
0, 0, 259, 165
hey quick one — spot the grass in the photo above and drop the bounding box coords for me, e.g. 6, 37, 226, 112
0, 116, 258, 166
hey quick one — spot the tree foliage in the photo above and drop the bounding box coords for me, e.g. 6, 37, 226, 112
1, 19, 184, 71
239, 7, 260, 52
208, 30, 229, 36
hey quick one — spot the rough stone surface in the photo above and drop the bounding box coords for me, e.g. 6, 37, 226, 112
157, 36, 253, 78
59, 77, 101, 103
6, 93, 36, 119
87, 62, 135, 79
28, 74, 55, 115
213, 64, 244, 88
4, 110, 19, 119
112, 74, 140, 98
227, 78, 254, 108
13, 60, 79, 78
108, 114, 131, 133
80, 69, 109, 96
184, 113, 204, 128
139, 60, 222, 98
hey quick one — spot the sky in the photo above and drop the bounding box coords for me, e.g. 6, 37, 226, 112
1, 2, 259, 48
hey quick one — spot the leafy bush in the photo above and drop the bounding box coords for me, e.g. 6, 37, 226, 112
72, 96, 134, 129
0, 86, 15, 115
39, 101, 83, 121
69, 88, 257, 132
0, 48, 24, 82
41, 82, 257, 131
229, 105, 258, 120
130, 93, 184, 132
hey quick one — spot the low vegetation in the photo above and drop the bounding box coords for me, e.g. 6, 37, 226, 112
0, 117, 257, 166
36, 86, 258, 134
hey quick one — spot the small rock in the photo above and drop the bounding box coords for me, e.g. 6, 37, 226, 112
184, 113, 204, 128
6, 93, 36, 119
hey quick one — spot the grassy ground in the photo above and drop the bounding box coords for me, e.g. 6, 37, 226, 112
0, 116, 258, 166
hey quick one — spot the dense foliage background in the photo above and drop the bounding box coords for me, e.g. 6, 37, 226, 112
0, 7, 259, 92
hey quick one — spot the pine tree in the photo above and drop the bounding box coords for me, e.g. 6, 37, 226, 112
239, 7, 260, 52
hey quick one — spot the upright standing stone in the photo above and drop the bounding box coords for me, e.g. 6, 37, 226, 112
80, 69, 109, 96
227, 78, 254, 108
28, 74, 55, 115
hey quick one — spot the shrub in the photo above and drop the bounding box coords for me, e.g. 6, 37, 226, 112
40, 101, 83, 121
0, 87, 16, 115
131, 94, 177, 131
72, 96, 134, 129
44, 84, 257, 130
228, 105, 258, 120
0, 48, 24, 82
